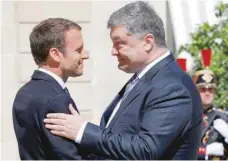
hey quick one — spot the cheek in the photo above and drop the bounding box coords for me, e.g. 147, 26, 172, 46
131, 51, 147, 63
118, 46, 129, 55
200, 93, 206, 99
69, 55, 80, 63
119, 45, 144, 63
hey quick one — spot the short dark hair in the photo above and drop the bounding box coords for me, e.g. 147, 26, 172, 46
29, 18, 81, 65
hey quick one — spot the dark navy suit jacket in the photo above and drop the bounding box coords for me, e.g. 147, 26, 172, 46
12, 70, 82, 160
80, 54, 203, 160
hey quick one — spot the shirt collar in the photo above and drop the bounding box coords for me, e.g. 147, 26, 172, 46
37, 68, 65, 89
137, 51, 171, 79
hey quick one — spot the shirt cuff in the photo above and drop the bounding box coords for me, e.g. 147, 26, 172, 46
75, 121, 88, 143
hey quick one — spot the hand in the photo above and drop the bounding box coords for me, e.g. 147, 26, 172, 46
213, 118, 228, 138
206, 142, 224, 156
44, 104, 85, 141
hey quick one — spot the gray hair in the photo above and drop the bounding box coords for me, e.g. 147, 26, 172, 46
107, 1, 166, 47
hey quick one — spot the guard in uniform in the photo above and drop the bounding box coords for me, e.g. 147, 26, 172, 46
190, 49, 228, 160
193, 69, 228, 160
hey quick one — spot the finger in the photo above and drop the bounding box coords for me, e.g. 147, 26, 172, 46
50, 130, 68, 138
46, 113, 67, 119
69, 104, 78, 115
43, 118, 66, 125
45, 124, 66, 131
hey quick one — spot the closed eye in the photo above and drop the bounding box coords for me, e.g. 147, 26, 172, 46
75, 45, 83, 54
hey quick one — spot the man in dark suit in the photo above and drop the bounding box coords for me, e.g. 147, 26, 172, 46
44, 1, 203, 159
12, 18, 89, 160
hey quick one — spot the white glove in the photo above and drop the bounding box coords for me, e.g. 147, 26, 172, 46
213, 118, 228, 139
206, 142, 224, 156
225, 137, 228, 144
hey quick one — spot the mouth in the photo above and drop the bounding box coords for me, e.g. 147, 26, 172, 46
76, 61, 83, 69
78, 59, 83, 65
118, 58, 125, 62
80, 63, 84, 68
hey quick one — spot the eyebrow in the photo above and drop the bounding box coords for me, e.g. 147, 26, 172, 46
75, 44, 83, 52
111, 36, 121, 41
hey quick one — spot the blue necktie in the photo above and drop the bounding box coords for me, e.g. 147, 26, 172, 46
122, 74, 139, 100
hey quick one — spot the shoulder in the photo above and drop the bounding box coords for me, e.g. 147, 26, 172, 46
214, 108, 228, 114
148, 70, 191, 97
214, 108, 228, 121
153, 62, 193, 89
146, 83, 191, 105
46, 93, 73, 109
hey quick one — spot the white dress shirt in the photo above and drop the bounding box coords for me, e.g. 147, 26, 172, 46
75, 51, 171, 143
37, 68, 65, 89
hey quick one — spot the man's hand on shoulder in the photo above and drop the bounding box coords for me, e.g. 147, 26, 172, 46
44, 104, 85, 141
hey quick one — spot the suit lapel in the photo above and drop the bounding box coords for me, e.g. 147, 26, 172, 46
107, 82, 142, 128
101, 74, 141, 128
107, 53, 176, 129
141, 53, 175, 83
100, 94, 121, 128
31, 70, 80, 115
100, 84, 127, 128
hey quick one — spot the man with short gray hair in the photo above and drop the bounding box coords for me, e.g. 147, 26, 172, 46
44, 1, 202, 159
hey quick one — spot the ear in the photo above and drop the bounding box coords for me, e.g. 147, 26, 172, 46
49, 48, 62, 63
143, 34, 155, 51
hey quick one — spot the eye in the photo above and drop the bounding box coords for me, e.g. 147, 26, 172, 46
114, 41, 125, 49
75, 46, 83, 54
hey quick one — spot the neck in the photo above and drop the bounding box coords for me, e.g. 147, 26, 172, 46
144, 47, 168, 66
151, 46, 168, 59
39, 65, 68, 83
135, 47, 168, 74
203, 104, 213, 113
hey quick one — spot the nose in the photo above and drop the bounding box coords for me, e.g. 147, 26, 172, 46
111, 47, 118, 56
82, 49, 89, 60
205, 90, 212, 95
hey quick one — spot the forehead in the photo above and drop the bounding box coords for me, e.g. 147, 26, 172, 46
65, 28, 83, 48
110, 25, 129, 41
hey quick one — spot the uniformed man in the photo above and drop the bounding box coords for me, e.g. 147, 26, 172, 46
193, 69, 228, 160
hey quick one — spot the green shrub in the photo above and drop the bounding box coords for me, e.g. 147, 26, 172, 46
177, 2, 228, 108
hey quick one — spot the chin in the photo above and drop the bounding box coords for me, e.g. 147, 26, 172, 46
71, 72, 83, 77
123, 70, 132, 73
118, 65, 129, 73
119, 67, 128, 73
203, 102, 212, 106
77, 72, 83, 76
119, 66, 136, 74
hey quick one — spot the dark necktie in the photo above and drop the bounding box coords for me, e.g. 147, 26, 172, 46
64, 87, 80, 114
64, 87, 70, 95
122, 74, 139, 100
